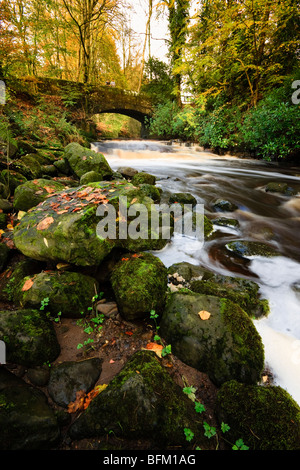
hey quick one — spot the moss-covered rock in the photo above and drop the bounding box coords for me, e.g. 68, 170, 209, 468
0, 258, 43, 302
216, 380, 300, 450
190, 274, 269, 319
159, 291, 264, 386
213, 217, 240, 228
0, 198, 13, 213
131, 171, 156, 186
64, 142, 113, 180
53, 158, 72, 175
139, 183, 161, 202
226, 240, 280, 258
168, 262, 211, 283
17, 270, 98, 318
265, 182, 297, 197
212, 199, 238, 212
13, 178, 65, 212
68, 350, 215, 449
0, 308, 60, 367
80, 170, 104, 185
0, 169, 27, 194
117, 166, 138, 179
13, 181, 170, 266
169, 192, 197, 207
15, 154, 44, 179
111, 252, 168, 321
0, 368, 60, 450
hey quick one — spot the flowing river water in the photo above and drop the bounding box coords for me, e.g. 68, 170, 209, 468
92, 140, 300, 405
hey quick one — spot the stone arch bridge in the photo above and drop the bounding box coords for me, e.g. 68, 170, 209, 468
7, 77, 153, 135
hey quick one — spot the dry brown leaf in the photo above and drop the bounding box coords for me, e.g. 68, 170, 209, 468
198, 310, 211, 320
36, 216, 54, 230
22, 278, 34, 291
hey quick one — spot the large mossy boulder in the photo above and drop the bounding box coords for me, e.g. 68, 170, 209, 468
13, 181, 170, 266
68, 350, 215, 449
111, 252, 168, 321
64, 142, 113, 180
159, 292, 264, 386
0, 368, 60, 450
17, 270, 98, 318
190, 273, 269, 319
0, 308, 60, 367
13, 178, 65, 212
216, 380, 300, 450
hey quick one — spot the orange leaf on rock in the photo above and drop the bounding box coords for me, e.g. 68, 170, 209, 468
44, 186, 55, 194
146, 342, 163, 351
67, 390, 86, 414
22, 278, 34, 291
36, 216, 54, 230
144, 342, 163, 358
198, 310, 211, 320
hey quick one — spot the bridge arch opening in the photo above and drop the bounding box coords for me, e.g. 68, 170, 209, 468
92, 112, 148, 139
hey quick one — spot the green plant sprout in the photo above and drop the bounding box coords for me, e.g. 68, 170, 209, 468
77, 338, 95, 350
182, 384, 249, 450
53, 311, 62, 323
40, 297, 50, 311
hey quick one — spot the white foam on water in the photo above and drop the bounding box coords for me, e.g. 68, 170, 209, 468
151, 233, 204, 267
251, 256, 300, 404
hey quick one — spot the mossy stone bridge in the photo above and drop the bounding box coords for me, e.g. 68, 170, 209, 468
7, 77, 153, 133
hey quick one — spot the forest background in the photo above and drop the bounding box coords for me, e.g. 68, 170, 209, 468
0, 0, 299, 161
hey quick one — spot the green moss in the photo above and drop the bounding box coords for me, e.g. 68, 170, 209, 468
216, 380, 300, 450
19, 271, 98, 318
0, 308, 60, 366
190, 274, 269, 318
69, 350, 213, 449
131, 172, 156, 186
111, 252, 168, 321
159, 292, 264, 386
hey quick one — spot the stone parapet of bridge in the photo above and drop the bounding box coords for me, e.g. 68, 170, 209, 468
6, 77, 153, 124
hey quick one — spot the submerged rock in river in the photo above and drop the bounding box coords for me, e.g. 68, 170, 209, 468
159, 291, 264, 386
226, 240, 280, 258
